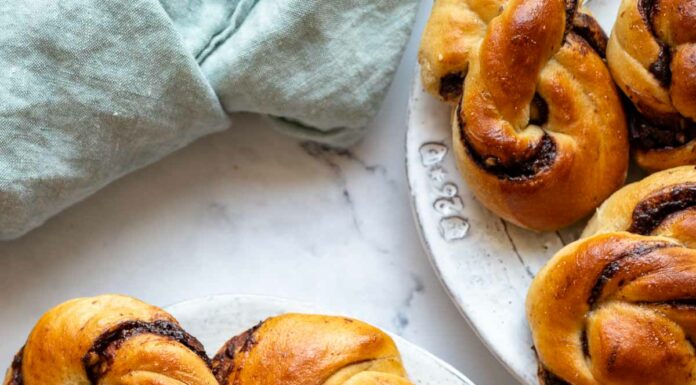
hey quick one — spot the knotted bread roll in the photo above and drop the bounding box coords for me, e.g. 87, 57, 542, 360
5, 297, 416, 385
212, 313, 413, 385
419, 0, 628, 230
527, 166, 696, 385
3, 295, 216, 385
607, 0, 696, 171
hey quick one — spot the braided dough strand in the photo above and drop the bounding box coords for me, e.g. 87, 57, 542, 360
608, 0, 696, 171
212, 314, 413, 385
420, 0, 628, 230
528, 166, 696, 385
3, 295, 217, 385
419, 0, 628, 230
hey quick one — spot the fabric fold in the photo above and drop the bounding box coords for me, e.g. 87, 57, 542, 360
0, 0, 417, 239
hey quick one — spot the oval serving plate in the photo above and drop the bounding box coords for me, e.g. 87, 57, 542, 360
406, 1, 625, 384
166, 294, 475, 385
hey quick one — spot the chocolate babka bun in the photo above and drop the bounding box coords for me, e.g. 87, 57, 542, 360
528, 166, 696, 385
212, 313, 414, 385
607, 0, 696, 171
3, 295, 216, 385
420, 0, 628, 230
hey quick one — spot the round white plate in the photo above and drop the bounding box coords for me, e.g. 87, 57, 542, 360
406, 2, 624, 384
166, 295, 474, 385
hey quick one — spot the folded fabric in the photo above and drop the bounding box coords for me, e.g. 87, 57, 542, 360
0, 0, 418, 239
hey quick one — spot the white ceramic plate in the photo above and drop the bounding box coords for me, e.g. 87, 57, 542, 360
166, 295, 474, 385
406, 2, 624, 384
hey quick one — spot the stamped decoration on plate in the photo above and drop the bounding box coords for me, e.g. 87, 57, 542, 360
419, 142, 469, 242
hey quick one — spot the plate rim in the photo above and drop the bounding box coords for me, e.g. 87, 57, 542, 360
404, 72, 533, 385
165, 293, 475, 384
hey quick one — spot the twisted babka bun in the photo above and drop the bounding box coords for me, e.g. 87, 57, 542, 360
4, 297, 415, 385
212, 313, 413, 385
607, 0, 696, 171
527, 166, 696, 385
3, 294, 216, 385
419, 0, 628, 231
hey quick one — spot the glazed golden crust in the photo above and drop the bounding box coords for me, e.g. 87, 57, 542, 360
3, 295, 217, 385
418, 0, 498, 103
583, 166, 696, 237
607, 0, 696, 171
527, 166, 696, 385
5, 298, 415, 385
212, 313, 413, 385
420, 0, 628, 231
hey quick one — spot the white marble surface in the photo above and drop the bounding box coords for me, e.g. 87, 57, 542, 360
0, 2, 516, 384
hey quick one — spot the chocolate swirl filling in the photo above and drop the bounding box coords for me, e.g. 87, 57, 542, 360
564, 0, 580, 38
588, 241, 673, 306
652, 299, 696, 309
82, 320, 209, 384
571, 13, 608, 58
453, 2, 612, 181
538, 366, 572, 385
629, 105, 696, 151
627, 0, 696, 151
535, 240, 674, 385
7, 347, 24, 385
565, 1, 609, 58
439, 72, 465, 101
536, 184, 696, 385
628, 183, 696, 234
212, 321, 264, 385
457, 103, 557, 181
638, 0, 672, 86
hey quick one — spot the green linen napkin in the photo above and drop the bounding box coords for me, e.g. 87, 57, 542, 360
0, 0, 417, 239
